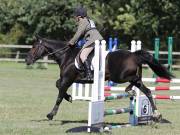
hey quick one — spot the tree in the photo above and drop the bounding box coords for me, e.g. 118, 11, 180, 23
0, 0, 179, 50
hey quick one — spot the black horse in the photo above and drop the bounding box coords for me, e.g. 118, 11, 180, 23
25, 36, 174, 121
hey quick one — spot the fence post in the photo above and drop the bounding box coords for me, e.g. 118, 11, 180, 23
153, 38, 160, 77
167, 37, 173, 72
37, 56, 48, 69
43, 56, 48, 69
15, 51, 20, 63
112, 37, 118, 51
108, 37, 113, 52
154, 38, 160, 61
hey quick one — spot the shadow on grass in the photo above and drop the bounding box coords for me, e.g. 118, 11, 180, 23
31, 118, 171, 124
160, 118, 171, 124
31, 119, 49, 122
61, 120, 87, 125
31, 119, 88, 126
66, 126, 101, 133
31, 119, 62, 123
66, 122, 130, 133
31, 118, 171, 133
66, 119, 172, 133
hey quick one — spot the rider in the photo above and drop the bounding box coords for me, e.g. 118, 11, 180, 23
68, 6, 103, 81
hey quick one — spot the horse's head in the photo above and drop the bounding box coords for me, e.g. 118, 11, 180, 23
25, 35, 48, 65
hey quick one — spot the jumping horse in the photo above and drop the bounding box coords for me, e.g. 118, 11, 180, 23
25, 36, 174, 121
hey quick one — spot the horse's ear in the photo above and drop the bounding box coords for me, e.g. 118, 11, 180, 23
34, 34, 41, 41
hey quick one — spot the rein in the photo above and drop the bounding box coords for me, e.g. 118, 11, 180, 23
45, 45, 71, 56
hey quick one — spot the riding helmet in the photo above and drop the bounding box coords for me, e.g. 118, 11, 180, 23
74, 6, 87, 17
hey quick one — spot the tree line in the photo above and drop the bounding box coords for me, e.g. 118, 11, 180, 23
0, 0, 179, 50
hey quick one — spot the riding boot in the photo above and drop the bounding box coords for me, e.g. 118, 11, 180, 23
83, 60, 93, 81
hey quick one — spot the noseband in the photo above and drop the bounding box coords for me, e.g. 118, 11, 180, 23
30, 42, 45, 61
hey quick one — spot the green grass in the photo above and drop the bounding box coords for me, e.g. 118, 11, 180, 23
0, 62, 180, 135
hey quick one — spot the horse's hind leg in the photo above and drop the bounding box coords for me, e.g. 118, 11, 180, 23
125, 76, 140, 96
125, 83, 135, 96
134, 80, 162, 122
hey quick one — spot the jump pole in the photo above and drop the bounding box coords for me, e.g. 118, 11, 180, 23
113, 37, 118, 51
130, 40, 141, 97
167, 37, 173, 72
108, 37, 113, 51
108, 37, 118, 86
153, 37, 173, 75
108, 37, 118, 52
153, 38, 160, 77
154, 38, 160, 61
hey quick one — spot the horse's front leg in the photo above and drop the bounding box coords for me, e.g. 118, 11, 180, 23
56, 79, 72, 103
47, 91, 63, 120
46, 79, 71, 120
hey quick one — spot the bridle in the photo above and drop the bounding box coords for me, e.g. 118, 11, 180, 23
31, 39, 71, 60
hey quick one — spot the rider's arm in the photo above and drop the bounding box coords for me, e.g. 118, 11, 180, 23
69, 18, 87, 45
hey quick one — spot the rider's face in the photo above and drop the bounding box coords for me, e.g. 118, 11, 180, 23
74, 16, 81, 22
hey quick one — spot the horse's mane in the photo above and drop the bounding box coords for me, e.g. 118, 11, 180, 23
42, 38, 67, 46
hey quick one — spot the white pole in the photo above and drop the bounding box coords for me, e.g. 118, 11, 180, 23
72, 83, 77, 100
135, 40, 141, 97
78, 84, 83, 99
91, 40, 100, 101
85, 84, 90, 99
99, 40, 106, 101
131, 40, 136, 52
88, 40, 106, 132
136, 40, 142, 51
131, 40, 142, 116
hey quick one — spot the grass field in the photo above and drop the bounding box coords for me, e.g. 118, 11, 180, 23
1, 62, 180, 135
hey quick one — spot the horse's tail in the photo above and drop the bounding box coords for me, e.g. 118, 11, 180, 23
134, 50, 174, 80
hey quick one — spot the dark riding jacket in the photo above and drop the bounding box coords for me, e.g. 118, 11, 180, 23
69, 17, 103, 48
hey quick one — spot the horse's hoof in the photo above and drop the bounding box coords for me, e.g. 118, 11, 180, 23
152, 115, 162, 123
131, 90, 137, 96
152, 110, 162, 122
47, 113, 54, 120
126, 90, 136, 97
68, 95, 72, 103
